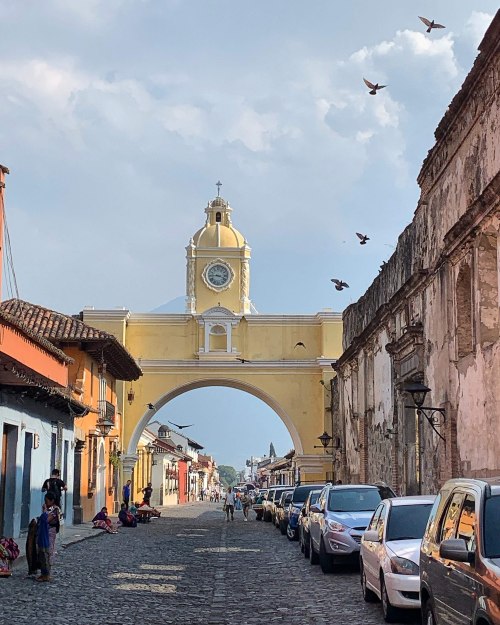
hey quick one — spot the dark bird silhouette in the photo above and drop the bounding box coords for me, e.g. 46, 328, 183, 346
363, 78, 386, 95
356, 232, 370, 245
418, 16, 445, 33
168, 420, 194, 430
236, 357, 251, 363
331, 279, 349, 291
146, 403, 155, 410
294, 342, 306, 349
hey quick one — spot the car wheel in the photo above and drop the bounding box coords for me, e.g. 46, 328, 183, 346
280, 520, 287, 535
309, 535, 319, 565
303, 532, 310, 558
287, 525, 296, 541
319, 537, 335, 574
360, 561, 378, 603
264, 511, 271, 522
380, 575, 399, 623
299, 530, 304, 552
422, 598, 436, 625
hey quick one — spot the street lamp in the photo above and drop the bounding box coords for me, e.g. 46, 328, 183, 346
145, 443, 155, 455
96, 417, 114, 437
404, 382, 446, 442
317, 431, 333, 449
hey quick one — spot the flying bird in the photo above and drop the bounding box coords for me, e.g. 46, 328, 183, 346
294, 342, 306, 349
418, 16, 445, 33
168, 420, 194, 430
331, 279, 349, 291
356, 232, 370, 245
363, 78, 386, 95
146, 403, 155, 410
236, 357, 251, 363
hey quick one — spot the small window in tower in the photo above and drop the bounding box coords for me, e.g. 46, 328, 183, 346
216, 212, 222, 223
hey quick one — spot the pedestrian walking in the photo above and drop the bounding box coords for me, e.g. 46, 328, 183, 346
123, 479, 132, 509
41, 468, 67, 508
241, 492, 251, 521
224, 487, 235, 522
142, 482, 153, 505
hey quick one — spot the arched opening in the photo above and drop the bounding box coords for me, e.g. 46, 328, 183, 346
456, 263, 473, 358
209, 324, 227, 351
128, 379, 300, 458
95, 441, 106, 513
215, 211, 222, 223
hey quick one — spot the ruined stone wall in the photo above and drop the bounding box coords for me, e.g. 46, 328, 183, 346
338, 12, 500, 492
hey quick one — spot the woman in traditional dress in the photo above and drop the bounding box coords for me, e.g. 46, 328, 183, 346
118, 503, 137, 527
92, 507, 117, 533
45, 492, 60, 567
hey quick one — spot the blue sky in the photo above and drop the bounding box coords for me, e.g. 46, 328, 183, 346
1, 1, 497, 469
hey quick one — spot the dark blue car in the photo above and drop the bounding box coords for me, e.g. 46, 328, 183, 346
287, 484, 325, 540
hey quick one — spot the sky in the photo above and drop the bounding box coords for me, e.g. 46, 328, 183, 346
1, 1, 497, 469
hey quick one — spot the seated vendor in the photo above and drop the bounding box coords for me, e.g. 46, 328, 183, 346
118, 503, 137, 527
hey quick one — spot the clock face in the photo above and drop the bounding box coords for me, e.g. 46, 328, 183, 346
207, 263, 230, 287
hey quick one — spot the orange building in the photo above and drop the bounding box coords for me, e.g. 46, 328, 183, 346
2, 299, 142, 521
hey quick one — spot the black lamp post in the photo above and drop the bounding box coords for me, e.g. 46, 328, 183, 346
318, 431, 333, 449
404, 381, 446, 442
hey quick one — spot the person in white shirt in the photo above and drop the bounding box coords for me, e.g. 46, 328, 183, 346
224, 487, 235, 522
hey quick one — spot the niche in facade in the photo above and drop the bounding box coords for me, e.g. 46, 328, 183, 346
476, 232, 499, 346
209, 324, 227, 351
456, 263, 473, 358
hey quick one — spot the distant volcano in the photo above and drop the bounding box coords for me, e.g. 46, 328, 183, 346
151, 296, 185, 313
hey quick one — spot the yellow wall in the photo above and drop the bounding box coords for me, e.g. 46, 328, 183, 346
83, 309, 343, 482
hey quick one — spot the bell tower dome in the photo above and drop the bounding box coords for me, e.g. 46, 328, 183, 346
186, 186, 251, 315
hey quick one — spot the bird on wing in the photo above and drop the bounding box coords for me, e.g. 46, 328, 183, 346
418, 16, 445, 33
236, 357, 251, 363
331, 279, 349, 291
356, 232, 370, 245
363, 78, 386, 95
168, 420, 194, 430
146, 403, 155, 410
294, 341, 306, 349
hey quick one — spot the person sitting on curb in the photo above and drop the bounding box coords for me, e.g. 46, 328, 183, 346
118, 503, 137, 527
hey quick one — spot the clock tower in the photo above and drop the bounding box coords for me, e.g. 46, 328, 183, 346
186, 192, 252, 315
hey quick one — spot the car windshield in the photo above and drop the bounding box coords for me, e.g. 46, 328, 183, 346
292, 485, 323, 504
484, 495, 500, 558
386, 504, 433, 541
274, 489, 288, 500
328, 488, 382, 512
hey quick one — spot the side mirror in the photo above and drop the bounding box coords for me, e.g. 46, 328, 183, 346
363, 529, 381, 543
310, 504, 322, 514
439, 539, 475, 564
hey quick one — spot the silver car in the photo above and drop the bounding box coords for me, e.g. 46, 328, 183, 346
309, 484, 395, 574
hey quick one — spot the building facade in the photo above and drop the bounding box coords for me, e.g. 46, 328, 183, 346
334, 12, 500, 495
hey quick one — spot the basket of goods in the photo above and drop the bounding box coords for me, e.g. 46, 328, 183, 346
0, 537, 20, 577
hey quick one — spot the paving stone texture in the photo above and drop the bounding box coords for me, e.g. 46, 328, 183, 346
0, 503, 418, 625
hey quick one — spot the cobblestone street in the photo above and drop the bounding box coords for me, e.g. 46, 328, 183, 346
1, 503, 418, 625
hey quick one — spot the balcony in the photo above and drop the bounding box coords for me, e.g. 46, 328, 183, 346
98, 400, 116, 422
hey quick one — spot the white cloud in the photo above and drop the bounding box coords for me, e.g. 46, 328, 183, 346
464, 11, 494, 48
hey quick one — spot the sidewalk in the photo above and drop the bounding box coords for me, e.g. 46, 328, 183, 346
13, 522, 106, 571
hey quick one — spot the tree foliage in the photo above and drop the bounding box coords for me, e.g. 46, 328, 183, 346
218, 465, 238, 486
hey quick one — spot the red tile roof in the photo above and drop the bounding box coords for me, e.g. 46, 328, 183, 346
1, 299, 142, 381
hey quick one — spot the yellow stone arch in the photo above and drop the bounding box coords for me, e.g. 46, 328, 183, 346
82, 192, 343, 483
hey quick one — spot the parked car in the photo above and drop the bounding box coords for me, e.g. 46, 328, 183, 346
287, 484, 325, 541
275, 490, 294, 534
253, 489, 268, 521
420, 477, 500, 625
263, 487, 292, 523
298, 489, 322, 557
360, 495, 435, 622
309, 483, 396, 574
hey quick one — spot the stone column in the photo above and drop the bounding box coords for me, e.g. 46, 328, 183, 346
121, 454, 138, 484
294, 454, 332, 484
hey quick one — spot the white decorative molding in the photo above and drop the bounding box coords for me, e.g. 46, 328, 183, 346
138, 359, 322, 369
